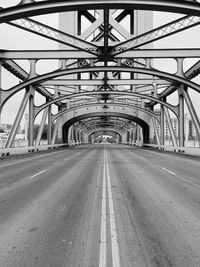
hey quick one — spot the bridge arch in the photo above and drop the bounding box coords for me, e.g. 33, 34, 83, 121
88, 130, 122, 143
51, 103, 160, 123
62, 112, 150, 144
0, 1, 200, 24
2, 66, 200, 107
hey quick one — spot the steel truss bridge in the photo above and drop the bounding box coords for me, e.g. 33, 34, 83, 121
1, 0, 200, 149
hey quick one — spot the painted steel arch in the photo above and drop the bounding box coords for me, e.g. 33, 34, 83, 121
89, 130, 122, 139
2, 66, 200, 108
50, 103, 160, 123
86, 127, 124, 136
62, 111, 150, 143
0, 1, 200, 24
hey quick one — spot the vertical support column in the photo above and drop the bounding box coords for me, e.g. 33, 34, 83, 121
164, 107, 178, 147
152, 118, 160, 146
178, 86, 185, 147
47, 99, 52, 145
67, 126, 72, 144
35, 108, 48, 146
52, 118, 59, 145
132, 126, 137, 145
0, 62, 2, 127
28, 86, 35, 147
160, 97, 165, 146
136, 125, 140, 145
5, 89, 31, 148
183, 88, 200, 138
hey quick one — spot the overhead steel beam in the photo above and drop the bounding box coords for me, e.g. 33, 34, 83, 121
2, 66, 200, 103
116, 49, 200, 59
154, 59, 200, 101
1, 49, 200, 59
36, 91, 177, 119
51, 102, 159, 123
112, 15, 200, 55
8, 18, 100, 56
0, 50, 97, 59
1, 1, 200, 24
104, 9, 109, 55
41, 79, 170, 86
1, 59, 55, 101
2, 59, 28, 80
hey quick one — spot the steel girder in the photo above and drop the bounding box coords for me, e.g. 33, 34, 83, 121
1, 2, 200, 147
1, 49, 200, 59
1, 1, 200, 24
50, 103, 159, 124
8, 18, 100, 56
1, 66, 200, 107
112, 15, 200, 55
61, 111, 150, 143
87, 127, 124, 136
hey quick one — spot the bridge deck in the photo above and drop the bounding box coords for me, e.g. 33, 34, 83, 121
0, 145, 200, 266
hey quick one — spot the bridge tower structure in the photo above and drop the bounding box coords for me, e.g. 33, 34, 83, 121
0, 1, 200, 149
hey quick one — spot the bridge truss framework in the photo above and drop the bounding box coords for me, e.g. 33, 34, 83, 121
0, 0, 200, 147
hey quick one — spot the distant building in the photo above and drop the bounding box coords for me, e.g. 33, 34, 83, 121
0, 123, 12, 133
154, 113, 199, 141
0, 123, 22, 134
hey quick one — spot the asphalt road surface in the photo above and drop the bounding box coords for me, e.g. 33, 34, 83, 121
0, 144, 200, 267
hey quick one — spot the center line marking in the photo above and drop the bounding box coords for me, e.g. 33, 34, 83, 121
99, 152, 107, 267
99, 150, 120, 267
105, 151, 120, 267
30, 170, 46, 179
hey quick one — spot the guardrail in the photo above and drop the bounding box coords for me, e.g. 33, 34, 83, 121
0, 143, 69, 156
144, 144, 200, 156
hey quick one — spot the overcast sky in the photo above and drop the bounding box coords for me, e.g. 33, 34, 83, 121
0, 8, 200, 126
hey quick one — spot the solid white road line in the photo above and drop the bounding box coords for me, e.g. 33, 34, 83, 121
105, 151, 121, 267
99, 153, 107, 267
30, 170, 46, 179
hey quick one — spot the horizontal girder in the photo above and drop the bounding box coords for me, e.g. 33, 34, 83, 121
41, 79, 170, 87
1, 49, 200, 59
36, 91, 176, 118
2, 66, 199, 102
1, 1, 200, 24
50, 103, 159, 123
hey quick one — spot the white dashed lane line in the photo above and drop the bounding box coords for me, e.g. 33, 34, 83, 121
30, 170, 46, 179
162, 167, 176, 176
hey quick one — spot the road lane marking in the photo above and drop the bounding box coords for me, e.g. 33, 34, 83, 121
162, 167, 176, 176
105, 151, 120, 267
99, 150, 120, 267
30, 170, 46, 179
64, 157, 70, 161
99, 154, 107, 267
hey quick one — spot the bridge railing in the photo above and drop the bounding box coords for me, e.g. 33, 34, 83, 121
0, 143, 69, 156
144, 144, 200, 157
